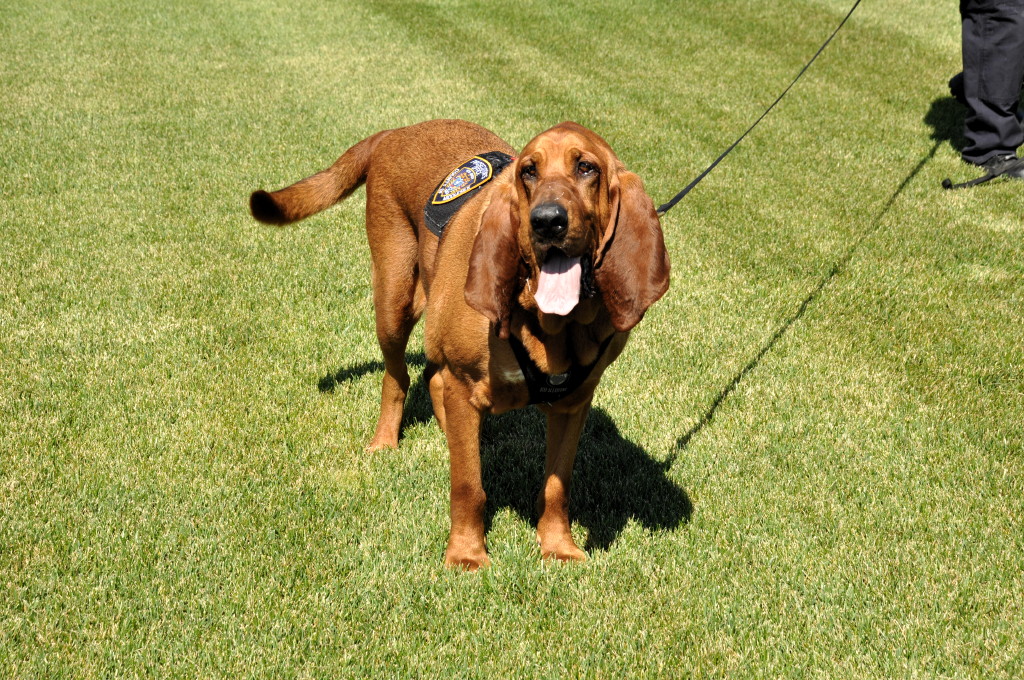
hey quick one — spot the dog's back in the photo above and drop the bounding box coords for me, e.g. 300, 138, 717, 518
251, 119, 513, 236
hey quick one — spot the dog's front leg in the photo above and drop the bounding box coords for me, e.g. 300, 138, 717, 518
536, 403, 591, 562
441, 374, 489, 570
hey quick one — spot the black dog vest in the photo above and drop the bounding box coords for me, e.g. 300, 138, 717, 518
423, 151, 515, 237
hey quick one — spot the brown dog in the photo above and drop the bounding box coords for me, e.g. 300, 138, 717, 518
250, 119, 669, 568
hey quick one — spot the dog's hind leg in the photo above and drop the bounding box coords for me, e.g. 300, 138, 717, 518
364, 198, 423, 452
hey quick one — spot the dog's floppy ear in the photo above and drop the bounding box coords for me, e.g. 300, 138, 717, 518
465, 181, 521, 339
594, 170, 670, 332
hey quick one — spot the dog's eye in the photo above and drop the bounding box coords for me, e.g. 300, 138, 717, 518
520, 164, 538, 182
577, 160, 597, 177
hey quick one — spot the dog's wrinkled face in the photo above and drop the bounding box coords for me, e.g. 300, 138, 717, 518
465, 121, 668, 338
514, 123, 618, 316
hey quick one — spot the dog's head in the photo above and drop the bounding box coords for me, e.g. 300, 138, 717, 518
465, 122, 669, 338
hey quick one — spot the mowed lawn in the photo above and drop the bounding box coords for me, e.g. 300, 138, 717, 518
2, 0, 1022, 677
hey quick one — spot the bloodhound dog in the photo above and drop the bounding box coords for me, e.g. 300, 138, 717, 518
250, 119, 669, 569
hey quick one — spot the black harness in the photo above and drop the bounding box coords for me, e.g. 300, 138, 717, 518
507, 332, 614, 405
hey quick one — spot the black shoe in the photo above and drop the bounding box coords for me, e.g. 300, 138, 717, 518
980, 154, 1024, 180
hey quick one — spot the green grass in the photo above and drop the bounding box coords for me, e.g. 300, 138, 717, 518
2, 0, 1022, 677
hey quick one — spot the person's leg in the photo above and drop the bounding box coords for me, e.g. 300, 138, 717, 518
960, 0, 1024, 165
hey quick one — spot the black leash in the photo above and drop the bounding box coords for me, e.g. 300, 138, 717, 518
657, 0, 863, 216
941, 172, 999, 190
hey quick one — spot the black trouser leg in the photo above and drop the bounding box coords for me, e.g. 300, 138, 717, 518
960, 0, 1024, 164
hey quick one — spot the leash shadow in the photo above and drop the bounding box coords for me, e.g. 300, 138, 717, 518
482, 407, 692, 552
670, 122, 944, 457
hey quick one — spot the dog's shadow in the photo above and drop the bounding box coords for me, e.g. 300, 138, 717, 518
319, 351, 436, 429
321, 355, 692, 551
482, 406, 692, 551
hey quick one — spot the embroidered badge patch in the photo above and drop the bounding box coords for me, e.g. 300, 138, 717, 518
431, 157, 494, 204
423, 151, 514, 237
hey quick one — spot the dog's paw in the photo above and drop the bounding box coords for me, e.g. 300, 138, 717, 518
365, 436, 398, 453
444, 532, 490, 570
538, 535, 588, 563
444, 549, 491, 571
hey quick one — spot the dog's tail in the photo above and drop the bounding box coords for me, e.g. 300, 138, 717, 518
249, 129, 393, 225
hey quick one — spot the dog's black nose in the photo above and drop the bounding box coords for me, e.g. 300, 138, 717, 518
530, 202, 568, 241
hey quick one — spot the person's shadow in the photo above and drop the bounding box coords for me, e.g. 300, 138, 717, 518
925, 95, 966, 152
321, 355, 692, 551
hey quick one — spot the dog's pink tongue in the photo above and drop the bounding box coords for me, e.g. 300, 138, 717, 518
535, 254, 582, 316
